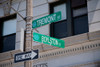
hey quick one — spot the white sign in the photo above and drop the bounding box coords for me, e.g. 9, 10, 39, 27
14, 50, 38, 63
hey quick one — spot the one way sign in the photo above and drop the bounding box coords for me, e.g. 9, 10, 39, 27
14, 50, 38, 63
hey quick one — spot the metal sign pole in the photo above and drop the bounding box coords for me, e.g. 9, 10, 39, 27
24, 0, 33, 67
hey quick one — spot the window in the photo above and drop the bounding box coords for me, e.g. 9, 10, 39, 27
50, 0, 72, 38
0, 14, 16, 53
54, 3, 67, 20
50, 0, 88, 39
71, 0, 89, 35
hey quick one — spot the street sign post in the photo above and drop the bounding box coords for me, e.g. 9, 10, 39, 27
14, 50, 38, 63
33, 32, 65, 48
32, 11, 61, 29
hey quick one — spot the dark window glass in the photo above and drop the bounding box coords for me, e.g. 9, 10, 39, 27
73, 15, 88, 35
71, 0, 86, 8
53, 21, 67, 38
0, 22, 3, 53
2, 34, 16, 52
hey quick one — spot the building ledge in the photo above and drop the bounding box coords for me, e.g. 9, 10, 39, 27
39, 40, 100, 59
0, 50, 22, 62
33, 30, 100, 52
34, 30, 100, 61
0, 30, 100, 63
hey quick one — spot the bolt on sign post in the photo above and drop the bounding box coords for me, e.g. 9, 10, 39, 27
32, 11, 61, 29
33, 32, 65, 48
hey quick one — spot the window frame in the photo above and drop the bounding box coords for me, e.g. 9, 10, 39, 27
50, 0, 73, 39
71, 0, 89, 35
50, 0, 88, 39
0, 14, 16, 53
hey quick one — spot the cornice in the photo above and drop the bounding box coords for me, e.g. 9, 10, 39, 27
38, 40, 100, 60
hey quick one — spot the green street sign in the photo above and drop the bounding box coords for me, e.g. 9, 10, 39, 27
32, 11, 61, 29
33, 32, 65, 48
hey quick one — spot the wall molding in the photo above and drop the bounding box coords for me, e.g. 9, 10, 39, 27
39, 40, 100, 59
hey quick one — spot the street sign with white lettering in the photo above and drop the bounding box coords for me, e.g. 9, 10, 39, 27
14, 50, 38, 63
32, 11, 61, 29
33, 32, 65, 48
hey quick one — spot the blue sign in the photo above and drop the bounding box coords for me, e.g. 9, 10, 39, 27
14, 50, 38, 63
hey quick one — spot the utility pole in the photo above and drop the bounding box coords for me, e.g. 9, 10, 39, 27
24, 0, 33, 67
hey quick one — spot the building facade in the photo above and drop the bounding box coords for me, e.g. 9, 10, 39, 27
0, 0, 100, 67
